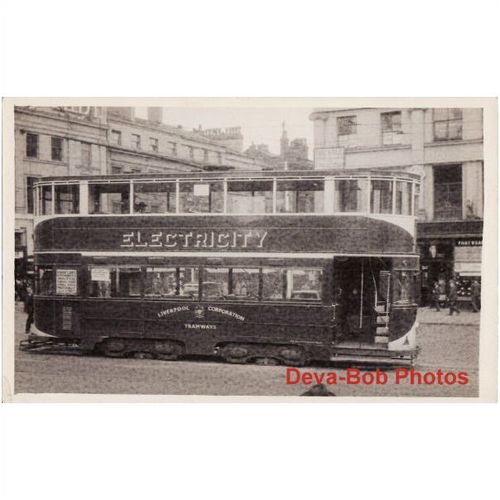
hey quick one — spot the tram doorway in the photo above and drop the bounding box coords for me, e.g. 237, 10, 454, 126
333, 257, 391, 342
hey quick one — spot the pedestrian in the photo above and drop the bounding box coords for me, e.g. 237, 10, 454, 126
471, 279, 481, 312
24, 285, 34, 334
447, 279, 460, 316
431, 281, 441, 311
301, 383, 336, 397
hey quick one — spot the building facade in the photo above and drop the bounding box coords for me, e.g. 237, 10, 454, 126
14, 106, 274, 276
310, 107, 484, 304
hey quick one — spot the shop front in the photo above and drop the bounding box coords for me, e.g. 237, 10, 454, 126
417, 220, 482, 307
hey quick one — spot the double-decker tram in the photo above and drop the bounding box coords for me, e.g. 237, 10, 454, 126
27, 168, 420, 366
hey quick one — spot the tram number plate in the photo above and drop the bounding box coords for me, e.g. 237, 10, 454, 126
62, 306, 72, 331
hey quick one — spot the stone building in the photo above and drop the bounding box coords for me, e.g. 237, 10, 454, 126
309, 107, 484, 304
14, 106, 273, 276
14, 106, 109, 274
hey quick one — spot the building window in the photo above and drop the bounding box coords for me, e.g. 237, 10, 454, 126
131, 134, 141, 149
217, 152, 222, 164
110, 130, 122, 145
26, 133, 38, 158
169, 142, 177, 156
81, 143, 91, 168
51, 137, 63, 161
337, 116, 357, 136
434, 164, 462, 220
26, 176, 39, 214
381, 111, 402, 145
188, 146, 194, 160
433, 108, 463, 141
112, 166, 123, 174
203, 149, 209, 162
149, 137, 159, 152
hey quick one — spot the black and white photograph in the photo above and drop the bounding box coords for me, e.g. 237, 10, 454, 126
3, 98, 497, 401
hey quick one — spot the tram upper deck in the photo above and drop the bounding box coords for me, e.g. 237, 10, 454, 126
33, 168, 421, 236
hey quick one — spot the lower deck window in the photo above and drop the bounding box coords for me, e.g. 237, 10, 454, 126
88, 266, 141, 297
37, 266, 55, 295
393, 271, 418, 304
87, 264, 324, 302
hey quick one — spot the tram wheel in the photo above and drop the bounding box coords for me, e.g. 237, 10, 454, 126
101, 339, 127, 358
224, 356, 249, 364
132, 352, 154, 360
253, 357, 281, 366
153, 340, 183, 361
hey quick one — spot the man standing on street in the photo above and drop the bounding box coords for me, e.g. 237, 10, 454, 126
431, 281, 441, 312
24, 285, 34, 334
448, 279, 460, 316
471, 279, 481, 312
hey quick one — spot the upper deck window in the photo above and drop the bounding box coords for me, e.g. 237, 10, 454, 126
179, 181, 223, 213
133, 182, 176, 214
395, 181, 412, 215
89, 183, 130, 214
370, 180, 393, 214
39, 184, 53, 215
276, 180, 324, 214
335, 179, 369, 213
55, 184, 79, 214
227, 180, 273, 214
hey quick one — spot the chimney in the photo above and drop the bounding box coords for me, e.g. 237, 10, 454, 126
147, 107, 163, 124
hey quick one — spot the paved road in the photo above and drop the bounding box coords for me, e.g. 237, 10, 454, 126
12, 303, 479, 397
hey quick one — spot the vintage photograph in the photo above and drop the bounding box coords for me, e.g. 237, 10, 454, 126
3, 98, 497, 400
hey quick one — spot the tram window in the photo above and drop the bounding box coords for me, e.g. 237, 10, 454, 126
393, 271, 417, 304
370, 180, 392, 214
395, 181, 411, 215
262, 268, 285, 301
179, 181, 223, 213
87, 266, 140, 298
37, 266, 55, 295
276, 180, 324, 213
178, 267, 200, 298
231, 268, 259, 300
40, 185, 53, 215
89, 183, 130, 214
287, 268, 322, 301
202, 267, 229, 299
145, 267, 177, 297
88, 266, 113, 298
55, 184, 79, 214
134, 182, 176, 214
226, 180, 273, 214
117, 267, 142, 297
334, 179, 369, 212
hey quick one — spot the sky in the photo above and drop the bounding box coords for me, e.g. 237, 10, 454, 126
135, 106, 315, 158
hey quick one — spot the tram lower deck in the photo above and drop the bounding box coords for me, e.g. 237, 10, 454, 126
31, 253, 419, 366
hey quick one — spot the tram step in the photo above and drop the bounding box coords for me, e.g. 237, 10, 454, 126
374, 335, 389, 344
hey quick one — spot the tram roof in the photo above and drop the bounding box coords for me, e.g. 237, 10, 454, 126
36, 167, 420, 183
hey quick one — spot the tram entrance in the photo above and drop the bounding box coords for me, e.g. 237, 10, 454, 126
333, 257, 391, 343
